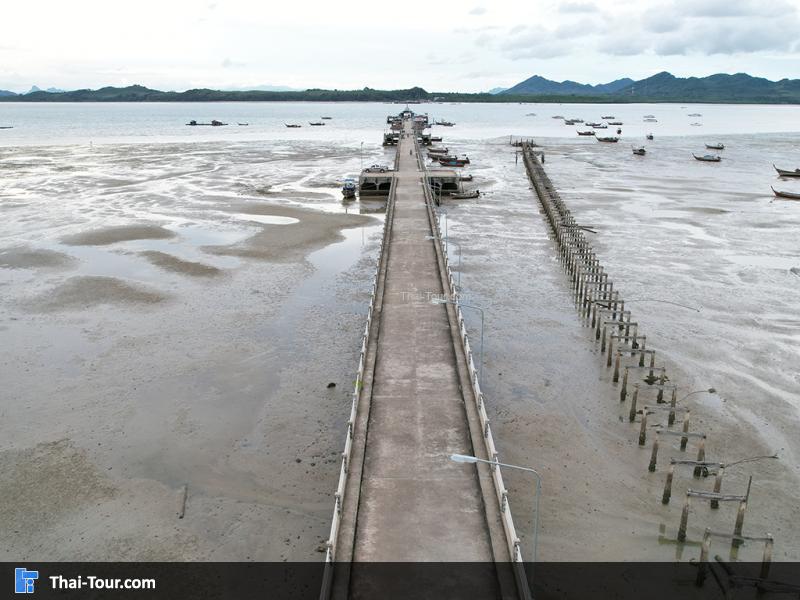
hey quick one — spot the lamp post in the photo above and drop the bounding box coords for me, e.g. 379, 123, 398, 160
431, 298, 484, 386
449, 453, 542, 564
425, 235, 462, 289
679, 388, 716, 403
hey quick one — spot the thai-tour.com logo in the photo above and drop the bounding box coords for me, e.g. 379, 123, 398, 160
14, 568, 38, 594
14, 567, 156, 594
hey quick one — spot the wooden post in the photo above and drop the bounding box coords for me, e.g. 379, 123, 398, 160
649, 432, 659, 472
711, 466, 724, 509
613, 351, 621, 382
639, 407, 649, 446
761, 534, 774, 579
693, 438, 706, 477
657, 370, 666, 403
629, 384, 639, 422
678, 493, 690, 541
620, 367, 629, 402
696, 528, 711, 586
669, 387, 678, 426
662, 463, 674, 504
732, 477, 752, 546
681, 411, 691, 451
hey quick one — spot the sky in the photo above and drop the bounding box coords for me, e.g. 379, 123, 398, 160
1, 0, 799, 93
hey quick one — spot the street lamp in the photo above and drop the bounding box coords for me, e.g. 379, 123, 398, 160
679, 388, 716, 403
450, 453, 542, 564
431, 297, 484, 386
425, 235, 462, 289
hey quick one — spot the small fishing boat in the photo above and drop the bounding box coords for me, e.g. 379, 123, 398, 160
571, 118, 584, 123
771, 186, 800, 200
643, 114, 655, 118
643, 118, 658, 123
526, 112, 537, 116
706, 143, 724, 150
428, 148, 449, 156
608, 121, 623, 126
646, 133, 654, 140
693, 154, 721, 162
430, 136, 443, 142
321, 116, 332, 120
690, 122, 702, 127
632, 146, 646, 155
437, 158, 469, 167
593, 124, 608, 129
285, 123, 302, 128
437, 155, 470, 164
238, 123, 249, 126
435, 120, 455, 126
552, 115, 565, 119
616, 128, 622, 135
577, 130, 596, 136
688, 113, 702, 117
597, 136, 619, 143
187, 119, 228, 126
564, 120, 577, 125
0, 125, 13, 129
459, 174, 473, 181
601, 115, 615, 119
342, 178, 357, 199
309, 121, 325, 126
586, 122, 603, 127
450, 190, 480, 199
774, 165, 800, 177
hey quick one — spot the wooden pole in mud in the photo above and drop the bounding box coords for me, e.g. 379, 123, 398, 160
693, 438, 707, 477
639, 407, 652, 445
696, 528, 712, 586
629, 384, 639, 422
662, 463, 675, 504
678, 493, 691, 541
711, 466, 725, 509
649, 432, 660, 471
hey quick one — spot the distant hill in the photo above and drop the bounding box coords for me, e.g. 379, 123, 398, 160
503, 75, 634, 96
487, 87, 508, 95
0, 90, 17, 97
3, 74, 800, 103
502, 72, 800, 103
26, 86, 68, 94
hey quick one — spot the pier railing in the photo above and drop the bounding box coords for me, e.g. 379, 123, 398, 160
421, 139, 531, 598
320, 173, 397, 574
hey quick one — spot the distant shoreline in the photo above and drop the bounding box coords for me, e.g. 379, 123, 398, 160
1, 85, 799, 105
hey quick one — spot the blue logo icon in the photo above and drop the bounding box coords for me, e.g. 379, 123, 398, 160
15, 568, 38, 594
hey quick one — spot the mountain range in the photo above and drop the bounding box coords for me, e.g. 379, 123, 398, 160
501, 71, 800, 102
1, 72, 799, 103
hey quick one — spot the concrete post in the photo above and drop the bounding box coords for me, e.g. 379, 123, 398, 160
761, 535, 774, 579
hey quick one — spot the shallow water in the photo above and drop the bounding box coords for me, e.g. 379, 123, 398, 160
1, 102, 798, 562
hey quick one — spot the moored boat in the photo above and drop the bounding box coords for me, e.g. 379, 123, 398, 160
285, 123, 302, 128
597, 136, 619, 143
774, 164, 800, 177
577, 130, 596, 136
427, 147, 449, 154
459, 174, 473, 181
705, 143, 724, 150
771, 186, 800, 200
693, 154, 721, 162
321, 116, 332, 120
601, 115, 615, 119
646, 133, 654, 140
342, 178, 357, 199
450, 190, 480, 199
309, 121, 325, 126
632, 146, 646, 155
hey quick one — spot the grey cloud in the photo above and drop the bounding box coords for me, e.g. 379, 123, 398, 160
642, 9, 682, 33
652, 16, 800, 55
598, 36, 649, 56
500, 28, 573, 59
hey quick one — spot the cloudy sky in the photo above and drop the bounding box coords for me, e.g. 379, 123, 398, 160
1, 0, 799, 92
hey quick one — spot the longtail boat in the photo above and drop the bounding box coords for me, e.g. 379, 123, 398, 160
693, 154, 721, 162
705, 143, 724, 150
771, 186, 800, 200
774, 164, 800, 177
597, 136, 619, 143
577, 130, 596, 136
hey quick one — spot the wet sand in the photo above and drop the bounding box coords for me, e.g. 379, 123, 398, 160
0, 139, 386, 561
1, 130, 797, 566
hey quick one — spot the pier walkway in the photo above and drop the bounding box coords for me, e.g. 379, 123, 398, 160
322, 116, 528, 599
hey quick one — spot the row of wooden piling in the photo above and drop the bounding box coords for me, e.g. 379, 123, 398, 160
519, 142, 777, 579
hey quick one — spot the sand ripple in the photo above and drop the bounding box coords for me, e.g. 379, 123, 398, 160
140, 251, 222, 277
29, 276, 167, 311
0, 246, 75, 270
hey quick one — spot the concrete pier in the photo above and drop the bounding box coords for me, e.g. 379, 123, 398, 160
324, 116, 524, 599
